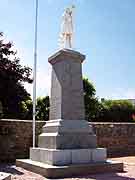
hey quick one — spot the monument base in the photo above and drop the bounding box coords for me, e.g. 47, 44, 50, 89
30, 147, 107, 165
38, 119, 97, 149
16, 159, 124, 178
0, 173, 11, 180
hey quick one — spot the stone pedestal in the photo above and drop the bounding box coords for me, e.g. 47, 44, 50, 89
30, 147, 106, 165
49, 49, 85, 121
38, 119, 97, 149
0, 173, 11, 180
16, 49, 124, 178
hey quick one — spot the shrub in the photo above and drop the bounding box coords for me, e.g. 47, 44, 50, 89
95, 99, 135, 122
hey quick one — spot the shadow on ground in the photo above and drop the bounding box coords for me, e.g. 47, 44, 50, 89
69, 172, 134, 180
0, 163, 23, 175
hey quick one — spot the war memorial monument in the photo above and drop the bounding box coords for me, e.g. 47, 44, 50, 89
16, 6, 123, 178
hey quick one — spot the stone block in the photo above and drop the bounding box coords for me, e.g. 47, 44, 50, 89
30, 148, 71, 165
52, 149, 71, 165
42, 119, 94, 134
38, 119, 97, 149
30, 148, 41, 162
16, 159, 124, 178
40, 148, 53, 164
0, 173, 11, 180
71, 149, 91, 164
91, 148, 107, 162
30, 147, 107, 165
38, 133, 97, 149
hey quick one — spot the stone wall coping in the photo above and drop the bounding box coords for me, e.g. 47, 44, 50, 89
90, 122, 135, 125
0, 119, 135, 125
0, 119, 45, 123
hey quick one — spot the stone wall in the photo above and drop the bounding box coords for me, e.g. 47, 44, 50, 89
0, 119, 135, 162
0, 119, 45, 162
92, 122, 135, 157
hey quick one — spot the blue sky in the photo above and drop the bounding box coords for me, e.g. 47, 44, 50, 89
0, 0, 135, 99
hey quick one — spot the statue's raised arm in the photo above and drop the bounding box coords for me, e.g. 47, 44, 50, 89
59, 5, 75, 49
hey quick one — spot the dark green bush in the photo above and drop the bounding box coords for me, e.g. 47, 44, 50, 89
93, 99, 135, 122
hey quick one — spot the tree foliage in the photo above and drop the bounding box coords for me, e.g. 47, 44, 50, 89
97, 99, 135, 122
0, 33, 32, 118
19, 99, 33, 120
36, 96, 50, 121
19, 96, 50, 121
18, 77, 135, 123
83, 78, 101, 121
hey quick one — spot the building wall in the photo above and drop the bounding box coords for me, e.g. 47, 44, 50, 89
0, 119, 135, 162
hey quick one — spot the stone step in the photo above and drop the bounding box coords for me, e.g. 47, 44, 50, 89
16, 159, 124, 178
0, 173, 11, 180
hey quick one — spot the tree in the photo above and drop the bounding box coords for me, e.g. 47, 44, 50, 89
19, 99, 33, 120
83, 78, 101, 121
19, 96, 50, 121
98, 99, 135, 122
36, 96, 50, 121
0, 32, 32, 118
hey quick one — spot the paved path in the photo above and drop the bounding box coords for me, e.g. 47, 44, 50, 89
1, 157, 135, 180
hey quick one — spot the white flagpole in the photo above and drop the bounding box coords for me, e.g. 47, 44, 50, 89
33, 0, 38, 148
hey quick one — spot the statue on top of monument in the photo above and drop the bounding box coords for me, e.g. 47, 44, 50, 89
59, 5, 75, 49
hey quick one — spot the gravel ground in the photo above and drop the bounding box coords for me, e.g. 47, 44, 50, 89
1, 157, 135, 180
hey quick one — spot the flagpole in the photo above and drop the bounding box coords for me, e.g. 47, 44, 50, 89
33, 0, 38, 148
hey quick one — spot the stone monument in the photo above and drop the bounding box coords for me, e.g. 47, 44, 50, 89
16, 6, 123, 178
30, 48, 102, 165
